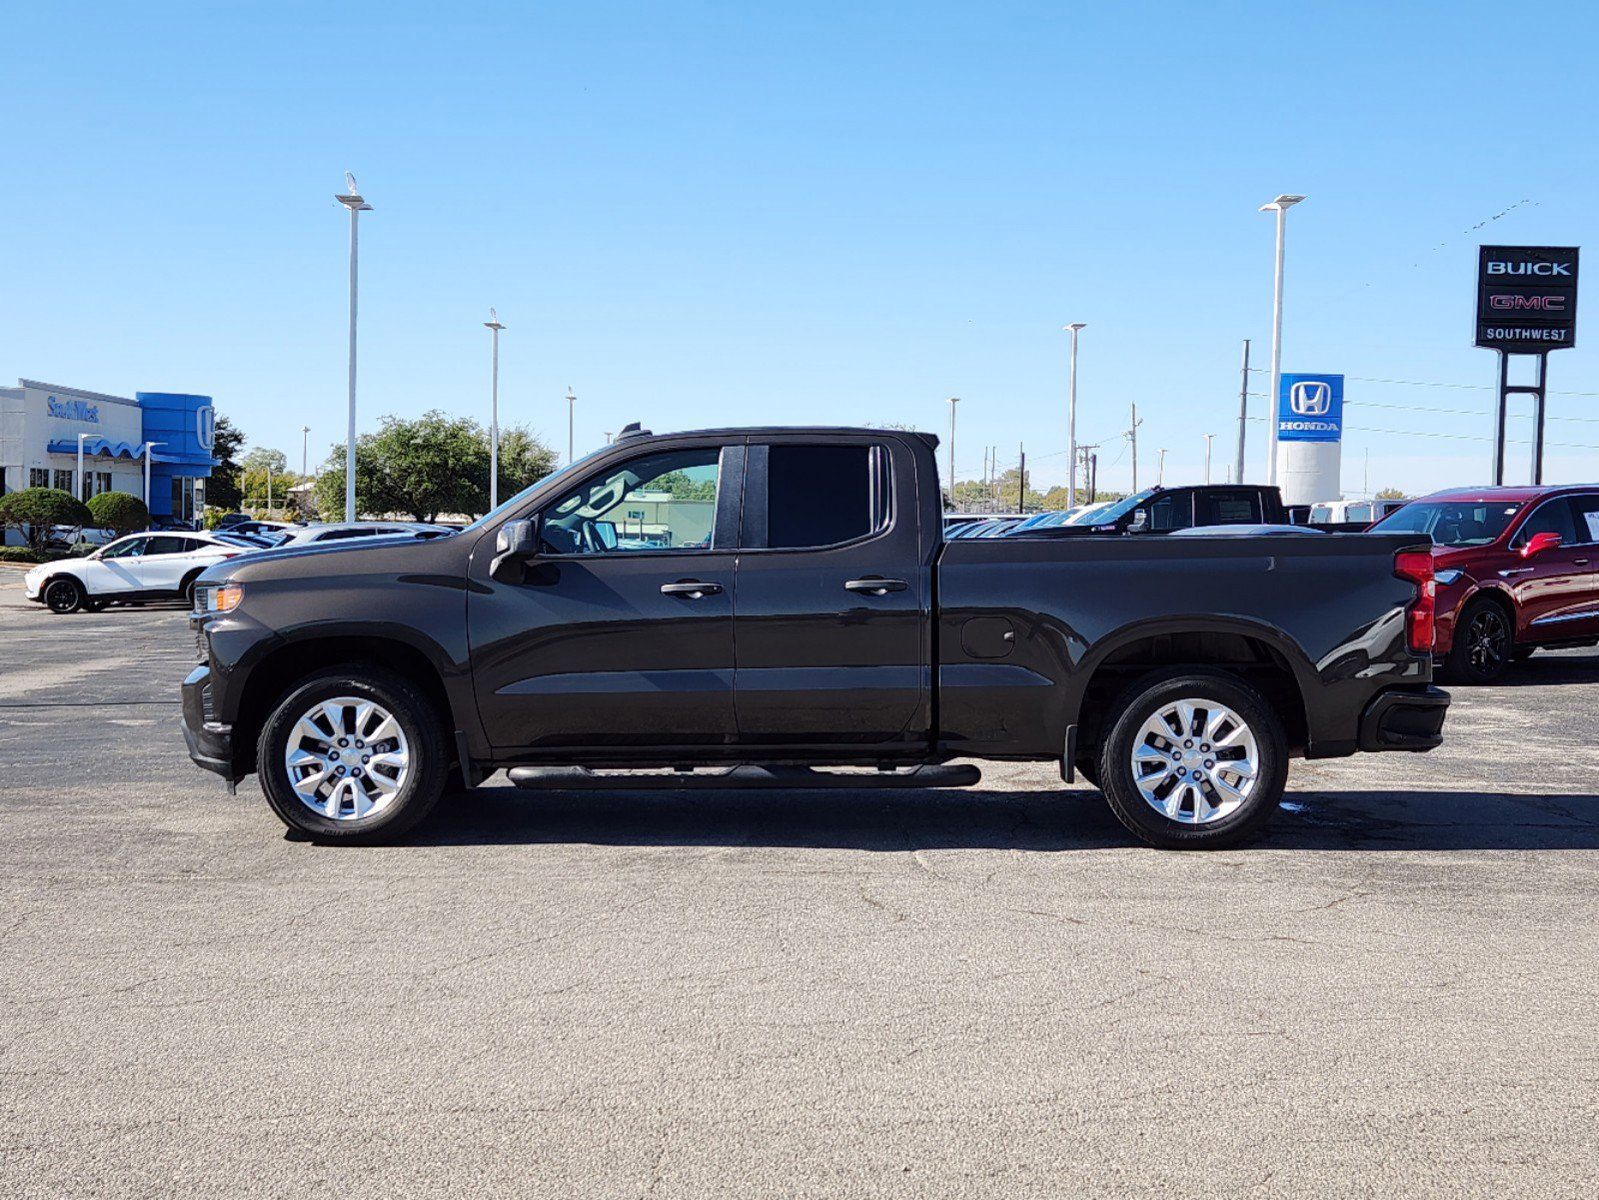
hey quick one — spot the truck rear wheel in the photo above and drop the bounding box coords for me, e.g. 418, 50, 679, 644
1096, 670, 1287, 850
257, 666, 449, 843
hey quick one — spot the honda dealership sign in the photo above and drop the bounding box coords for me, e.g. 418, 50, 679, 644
1276, 373, 1343, 443
1476, 245, 1578, 351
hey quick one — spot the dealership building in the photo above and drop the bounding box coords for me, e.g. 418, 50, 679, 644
0, 379, 217, 523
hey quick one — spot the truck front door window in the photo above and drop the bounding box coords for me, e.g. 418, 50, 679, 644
541, 449, 720, 554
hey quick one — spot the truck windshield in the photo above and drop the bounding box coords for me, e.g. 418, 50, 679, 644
1084, 489, 1156, 525
1370, 501, 1522, 547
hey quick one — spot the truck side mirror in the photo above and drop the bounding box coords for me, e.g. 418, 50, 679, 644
1521, 530, 1561, 559
491, 517, 540, 581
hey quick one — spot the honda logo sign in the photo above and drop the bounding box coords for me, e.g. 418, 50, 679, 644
1288, 380, 1333, 416
1477, 246, 1578, 351
1277, 373, 1343, 443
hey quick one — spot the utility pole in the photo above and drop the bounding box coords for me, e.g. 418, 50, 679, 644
1127, 403, 1143, 492
1017, 443, 1026, 513
1156, 448, 1167, 485
1203, 434, 1215, 485
300, 425, 310, 480
566, 387, 576, 465
1088, 452, 1098, 502
1235, 338, 1251, 484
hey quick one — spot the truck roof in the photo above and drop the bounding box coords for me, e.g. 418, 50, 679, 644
618, 424, 940, 448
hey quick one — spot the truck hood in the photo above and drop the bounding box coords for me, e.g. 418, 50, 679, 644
196, 530, 471, 587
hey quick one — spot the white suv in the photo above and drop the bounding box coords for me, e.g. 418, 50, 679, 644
23, 532, 254, 614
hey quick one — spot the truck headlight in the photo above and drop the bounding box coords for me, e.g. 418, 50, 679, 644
202, 583, 244, 614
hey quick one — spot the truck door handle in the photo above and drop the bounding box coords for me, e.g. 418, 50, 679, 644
1498, 567, 1534, 578
844, 577, 908, 595
1576, 558, 1591, 566
660, 580, 723, 598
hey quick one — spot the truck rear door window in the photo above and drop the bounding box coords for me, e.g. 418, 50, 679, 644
1198, 494, 1261, 525
762, 444, 885, 549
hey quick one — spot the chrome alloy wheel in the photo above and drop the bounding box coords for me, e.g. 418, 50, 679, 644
283, 696, 411, 821
1130, 698, 1260, 825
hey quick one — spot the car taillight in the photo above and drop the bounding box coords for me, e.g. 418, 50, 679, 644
1394, 549, 1435, 654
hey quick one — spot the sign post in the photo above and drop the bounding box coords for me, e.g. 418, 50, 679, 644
1476, 245, 1579, 485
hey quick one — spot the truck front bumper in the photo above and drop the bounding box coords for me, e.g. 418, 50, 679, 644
1358, 685, 1450, 752
181, 664, 239, 781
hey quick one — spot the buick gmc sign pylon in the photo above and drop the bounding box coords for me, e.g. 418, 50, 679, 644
1476, 245, 1578, 350
1477, 244, 1580, 486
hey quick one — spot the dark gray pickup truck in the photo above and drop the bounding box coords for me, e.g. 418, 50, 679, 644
182, 424, 1448, 849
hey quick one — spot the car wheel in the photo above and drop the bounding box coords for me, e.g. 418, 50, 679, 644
1097, 670, 1288, 850
1442, 598, 1513, 684
182, 573, 202, 608
44, 577, 86, 614
257, 666, 449, 844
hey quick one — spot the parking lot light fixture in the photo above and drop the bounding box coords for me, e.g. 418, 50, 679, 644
1063, 323, 1086, 506
947, 397, 960, 507
484, 309, 506, 509
1258, 193, 1305, 487
335, 173, 372, 522
566, 387, 576, 465
77, 432, 91, 501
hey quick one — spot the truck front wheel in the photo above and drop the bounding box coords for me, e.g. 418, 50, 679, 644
1096, 670, 1288, 850
257, 666, 449, 843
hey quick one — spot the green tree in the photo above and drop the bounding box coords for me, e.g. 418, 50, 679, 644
313, 411, 557, 522
207, 414, 246, 510
1375, 486, 1406, 500
0, 488, 94, 553
653, 469, 718, 501
86, 491, 150, 536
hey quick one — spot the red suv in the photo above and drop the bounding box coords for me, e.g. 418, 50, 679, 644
1369, 486, 1599, 682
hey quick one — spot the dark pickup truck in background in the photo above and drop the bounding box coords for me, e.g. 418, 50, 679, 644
183, 425, 1448, 850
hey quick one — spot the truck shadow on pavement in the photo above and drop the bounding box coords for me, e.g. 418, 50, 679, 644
408, 786, 1599, 852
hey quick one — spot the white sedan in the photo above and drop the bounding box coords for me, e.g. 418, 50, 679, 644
23, 532, 255, 614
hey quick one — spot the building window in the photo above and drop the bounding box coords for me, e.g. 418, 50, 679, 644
95, 471, 113, 497
53, 469, 73, 492
30, 468, 49, 489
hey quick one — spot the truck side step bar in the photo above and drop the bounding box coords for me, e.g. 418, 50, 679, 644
506, 764, 981, 791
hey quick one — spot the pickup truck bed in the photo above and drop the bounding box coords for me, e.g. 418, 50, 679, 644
182, 425, 1448, 850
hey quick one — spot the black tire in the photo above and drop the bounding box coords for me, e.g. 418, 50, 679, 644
257, 666, 449, 844
83, 599, 106, 613
1096, 670, 1289, 851
44, 577, 86, 614
1511, 646, 1536, 662
1441, 597, 1514, 684
181, 572, 203, 609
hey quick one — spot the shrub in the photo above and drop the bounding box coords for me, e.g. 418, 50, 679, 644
0, 488, 93, 553
0, 546, 72, 565
86, 490, 150, 537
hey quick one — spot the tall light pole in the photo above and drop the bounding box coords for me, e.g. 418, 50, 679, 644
1203, 433, 1215, 484
566, 387, 576, 464
335, 173, 372, 521
947, 397, 960, 508
300, 425, 310, 480
142, 442, 164, 510
1259, 194, 1305, 486
1063, 323, 1086, 506
1156, 448, 1167, 485
484, 309, 505, 508
76, 432, 91, 500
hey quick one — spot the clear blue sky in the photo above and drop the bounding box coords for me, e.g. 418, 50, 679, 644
5, 0, 1597, 496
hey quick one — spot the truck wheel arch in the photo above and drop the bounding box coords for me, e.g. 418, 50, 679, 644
1068, 620, 1313, 761
230, 633, 463, 779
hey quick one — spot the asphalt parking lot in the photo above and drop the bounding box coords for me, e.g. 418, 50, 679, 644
1, 573, 1596, 1198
